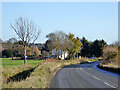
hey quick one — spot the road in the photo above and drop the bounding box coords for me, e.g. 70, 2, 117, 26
50, 61, 119, 89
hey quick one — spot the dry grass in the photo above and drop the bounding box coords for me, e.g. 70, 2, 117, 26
2, 65, 33, 85
2, 61, 60, 88
80, 57, 99, 63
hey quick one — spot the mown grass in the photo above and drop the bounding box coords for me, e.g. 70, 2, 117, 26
2, 58, 43, 67
2, 58, 98, 88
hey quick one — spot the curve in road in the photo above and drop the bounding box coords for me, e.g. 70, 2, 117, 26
50, 61, 119, 89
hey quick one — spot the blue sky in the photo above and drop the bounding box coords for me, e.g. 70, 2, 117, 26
2, 2, 118, 44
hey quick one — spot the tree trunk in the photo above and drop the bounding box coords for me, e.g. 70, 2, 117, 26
77, 52, 78, 59
24, 45, 26, 64
64, 51, 65, 60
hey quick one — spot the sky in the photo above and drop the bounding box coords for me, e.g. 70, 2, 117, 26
2, 2, 118, 44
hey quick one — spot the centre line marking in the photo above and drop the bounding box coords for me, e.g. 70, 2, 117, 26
80, 67, 117, 89
104, 82, 117, 88
92, 75, 100, 80
80, 68, 91, 76
80, 68, 100, 81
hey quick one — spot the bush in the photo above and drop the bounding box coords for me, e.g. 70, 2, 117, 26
107, 51, 117, 60
2, 50, 13, 57
101, 45, 118, 66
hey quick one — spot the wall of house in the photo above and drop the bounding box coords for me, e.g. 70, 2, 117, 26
52, 49, 69, 60
60, 51, 69, 60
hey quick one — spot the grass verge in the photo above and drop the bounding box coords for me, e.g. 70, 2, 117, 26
2, 58, 43, 88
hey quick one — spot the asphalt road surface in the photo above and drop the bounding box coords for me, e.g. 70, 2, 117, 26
50, 61, 119, 89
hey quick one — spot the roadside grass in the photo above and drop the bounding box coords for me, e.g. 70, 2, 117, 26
80, 57, 99, 63
2, 58, 98, 88
2, 58, 43, 87
87, 58, 98, 62
3, 61, 62, 88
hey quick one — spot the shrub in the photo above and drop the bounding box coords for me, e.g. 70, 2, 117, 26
2, 50, 13, 57
107, 51, 117, 60
101, 45, 118, 66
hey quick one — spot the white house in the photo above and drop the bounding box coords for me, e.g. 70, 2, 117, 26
52, 49, 69, 60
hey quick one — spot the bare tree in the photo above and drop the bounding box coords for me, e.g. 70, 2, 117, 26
11, 17, 40, 64
46, 31, 72, 59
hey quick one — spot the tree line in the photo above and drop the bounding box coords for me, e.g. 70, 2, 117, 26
45, 32, 107, 59
80, 37, 107, 57
1, 38, 41, 58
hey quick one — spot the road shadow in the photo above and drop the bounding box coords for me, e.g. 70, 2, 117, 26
63, 62, 96, 68
6, 67, 36, 83
97, 65, 120, 75
63, 64, 82, 68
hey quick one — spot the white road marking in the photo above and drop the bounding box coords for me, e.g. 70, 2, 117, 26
80, 68, 91, 76
88, 68, 91, 69
104, 82, 117, 88
80, 68, 117, 89
80, 68, 100, 81
92, 75, 100, 80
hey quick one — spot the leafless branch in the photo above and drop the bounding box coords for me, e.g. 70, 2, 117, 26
11, 17, 41, 46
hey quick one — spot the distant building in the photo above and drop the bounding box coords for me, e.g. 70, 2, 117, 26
52, 49, 69, 60
29, 43, 44, 50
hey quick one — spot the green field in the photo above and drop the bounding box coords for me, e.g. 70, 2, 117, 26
2, 58, 43, 67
